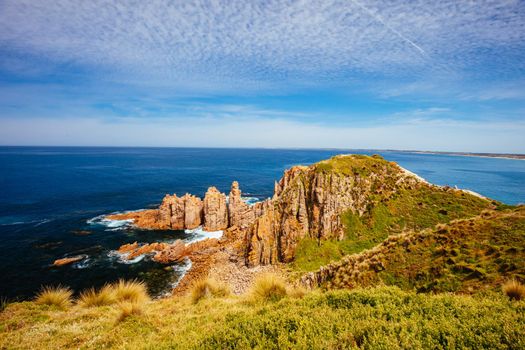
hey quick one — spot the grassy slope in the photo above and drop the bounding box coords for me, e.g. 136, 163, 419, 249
323, 207, 525, 293
1, 286, 524, 349
293, 155, 493, 272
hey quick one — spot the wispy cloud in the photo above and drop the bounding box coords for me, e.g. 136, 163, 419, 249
1, 0, 524, 89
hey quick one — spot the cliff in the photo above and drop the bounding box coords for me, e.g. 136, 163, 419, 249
244, 154, 492, 266
107, 154, 494, 269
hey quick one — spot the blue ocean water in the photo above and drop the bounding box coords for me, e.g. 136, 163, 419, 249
1, 147, 524, 300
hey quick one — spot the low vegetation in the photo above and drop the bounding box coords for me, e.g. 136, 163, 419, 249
250, 273, 288, 302
112, 279, 150, 304
503, 279, 525, 301
34, 286, 73, 309
1, 286, 524, 349
78, 285, 116, 307
116, 301, 144, 323
310, 207, 525, 294
190, 278, 230, 304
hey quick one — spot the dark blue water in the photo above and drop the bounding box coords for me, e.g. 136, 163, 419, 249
1, 147, 524, 300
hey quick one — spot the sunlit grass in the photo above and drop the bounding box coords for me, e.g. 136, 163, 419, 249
250, 273, 287, 302
78, 285, 116, 307
112, 279, 149, 304
35, 286, 73, 309
503, 279, 525, 301
190, 278, 230, 304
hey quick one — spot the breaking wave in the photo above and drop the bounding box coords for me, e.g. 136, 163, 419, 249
107, 249, 146, 264
87, 211, 141, 230
184, 226, 223, 243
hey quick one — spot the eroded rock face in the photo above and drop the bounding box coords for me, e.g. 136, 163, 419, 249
203, 187, 229, 231
105, 155, 435, 268
228, 181, 256, 229
159, 194, 203, 229
243, 157, 425, 266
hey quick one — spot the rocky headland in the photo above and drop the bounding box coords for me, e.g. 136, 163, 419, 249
104, 154, 498, 294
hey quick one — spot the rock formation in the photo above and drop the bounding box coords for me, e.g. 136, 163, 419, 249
159, 193, 203, 229
203, 187, 229, 231
104, 154, 492, 270
53, 255, 87, 266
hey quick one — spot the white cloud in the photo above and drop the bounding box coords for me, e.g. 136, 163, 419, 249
0, 0, 523, 89
1, 114, 523, 153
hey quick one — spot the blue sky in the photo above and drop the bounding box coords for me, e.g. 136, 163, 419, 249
0, 0, 524, 152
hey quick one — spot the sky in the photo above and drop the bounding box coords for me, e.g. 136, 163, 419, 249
0, 0, 524, 152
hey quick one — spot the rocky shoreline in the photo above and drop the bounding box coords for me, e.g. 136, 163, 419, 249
98, 154, 493, 295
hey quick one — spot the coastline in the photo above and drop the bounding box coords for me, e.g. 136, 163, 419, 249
401, 150, 525, 160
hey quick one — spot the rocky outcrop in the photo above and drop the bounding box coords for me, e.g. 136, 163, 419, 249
118, 241, 169, 260
53, 255, 87, 266
159, 193, 203, 229
153, 240, 189, 263
244, 156, 434, 266
105, 154, 491, 271
203, 187, 229, 231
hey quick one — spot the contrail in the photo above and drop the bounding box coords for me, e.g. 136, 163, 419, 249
350, 0, 426, 55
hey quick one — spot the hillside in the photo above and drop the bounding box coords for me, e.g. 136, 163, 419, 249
279, 155, 494, 271
302, 206, 525, 293
1, 286, 524, 349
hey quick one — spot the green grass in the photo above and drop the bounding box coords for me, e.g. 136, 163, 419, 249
293, 178, 493, 273
320, 207, 525, 294
314, 154, 390, 177
1, 286, 523, 349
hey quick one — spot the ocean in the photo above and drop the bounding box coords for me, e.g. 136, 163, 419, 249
1, 147, 524, 300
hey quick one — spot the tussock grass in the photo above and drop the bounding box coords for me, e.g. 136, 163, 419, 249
503, 279, 525, 301
116, 301, 143, 323
190, 278, 230, 304
112, 279, 149, 303
78, 285, 116, 307
287, 285, 308, 299
35, 285, 73, 309
2, 286, 524, 349
250, 274, 287, 302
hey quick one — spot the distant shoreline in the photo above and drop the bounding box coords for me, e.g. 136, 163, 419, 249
1, 145, 524, 160
401, 150, 525, 160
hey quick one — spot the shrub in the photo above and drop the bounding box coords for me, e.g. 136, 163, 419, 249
78, 285, 116, 307
250, 274, 287, 302
116, 301, 143, 323
502, 279, 525, 301
112, 279, 149, 304
190, 278, 230, 304
35, 285, 73, 309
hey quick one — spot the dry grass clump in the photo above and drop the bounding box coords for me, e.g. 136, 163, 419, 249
250, 274, 288, 302
112, 279, 150, 303
502, 279, 525, 301
35, 286, 73, 309
190, 278, 230, 304
78, 285, 116, 307
116, 301, 144, 323
287, 285, 308, 299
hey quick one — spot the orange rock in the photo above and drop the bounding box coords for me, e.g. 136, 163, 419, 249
153, 240, 189, 264
53, 255, 86, 266
203, 187, 228, 231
